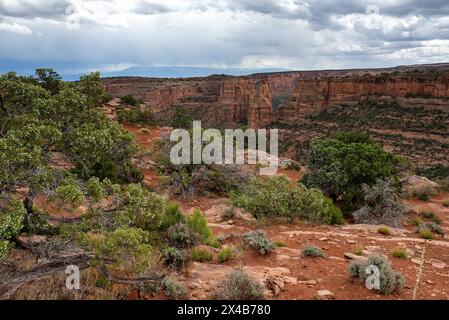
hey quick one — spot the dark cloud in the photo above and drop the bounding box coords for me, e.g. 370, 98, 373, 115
1, 0, 448, 76
132, 0, 172, 15
0, 0, 71, 19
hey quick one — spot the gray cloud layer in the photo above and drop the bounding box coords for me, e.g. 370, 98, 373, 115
0, 0, 448, 75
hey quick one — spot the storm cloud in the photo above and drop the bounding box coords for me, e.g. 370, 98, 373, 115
0, 0, 448, 77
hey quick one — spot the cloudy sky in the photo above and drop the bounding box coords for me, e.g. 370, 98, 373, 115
1, 0, 449, 77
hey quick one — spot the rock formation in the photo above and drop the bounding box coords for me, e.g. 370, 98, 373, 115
103, 64, 449, 129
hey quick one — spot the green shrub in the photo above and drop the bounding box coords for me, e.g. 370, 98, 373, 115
354, 246, 364, 256
353, 179, 407, 228
0, 240, 10, 260
83, 227, 152, 268
418, 223, 444, 236
412, 217, 424, 226
122, 184, 166, 231
231, 176, 338, 225
0, 197, 27, 240
302, 133, 407, 207
161, 247, 190, 270
218, 247, 235, 263
191, 248, 213, 262
161, 203, 186, 230
377, 226, 391, 235
120, 95, 139, 106
414, 187, 433, 201
275, 241, 287, 248
215, 269, 264, 300
349, 256, 405, 295
162, 277, 188, 300
420, 211, 441, 225
186, 209, 217, 245
325, 198, 345, 225
94, 276, 111, 289
117, 108, 155, 126
391, 248, 408, 259
443, 200, 449, 208
301, 245, 326, 258
171, 106, 193, 129
166, 223, 201, 249
243, 231, 276, 255
419, 228, 433, 240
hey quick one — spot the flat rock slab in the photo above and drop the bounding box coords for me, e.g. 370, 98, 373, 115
187, 262, 298, 299
315, 290, 335, 300
344, 253, 369, 262
342, 224, 410, 235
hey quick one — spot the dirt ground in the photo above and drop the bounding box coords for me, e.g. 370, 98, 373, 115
127, 124, 449, 301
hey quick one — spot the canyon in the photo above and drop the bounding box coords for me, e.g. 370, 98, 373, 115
103, 63, 449, 166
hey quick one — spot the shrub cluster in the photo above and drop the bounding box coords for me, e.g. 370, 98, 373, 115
353, 179, 407, 228
231, 176, 344, 225
301, 245, 326, 258
215, 269, 264, 300
243, 231, 276, 255
349, 256, 405, 295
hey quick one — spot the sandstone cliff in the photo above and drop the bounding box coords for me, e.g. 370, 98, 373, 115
103, 64, 449, 129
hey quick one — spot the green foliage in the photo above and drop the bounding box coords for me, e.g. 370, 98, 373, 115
414, 187, 433, 201
86, 177, 106, 203
94, 276, 111, 289
0, 240, 9, 260
275, 241, 287, 248
349, 256, 405, 295
416, 164, 449, 180
231, 176, 337, 224
443, 200, 449, 208
391, 248, 408, 259
418, 223, 445, 236
77, 72, 109, 107
218, 247, 235, 263
301, 245, 326, 258
412, 217, 424, 226
377, 226, 391, 235
419, 211, 441, 225
161, 203, 186, 230
162, 247, 190, 270
166, 223, 201, 249
171, 106, 193, 129
419, 228, 433, 239
120, 95, 140, 107
0, 197, 26, 240
117, 108, 156, 126
122, 184, 166, 231
353, 179, 407, 227
243, 230, 276, 255
302, 133, 407, 207
216, 269, 264, 300
153, 136, 248, 196
162, 277, 188, 300
51, 180, 84, 208
325, 197, 345, 225
34, 68, 62, 94
83, 227, 151, 267
191, 248, 213, 262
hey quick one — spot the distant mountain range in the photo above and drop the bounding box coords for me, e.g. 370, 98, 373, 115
0, 61, 290, 81
65, 66, 292, 81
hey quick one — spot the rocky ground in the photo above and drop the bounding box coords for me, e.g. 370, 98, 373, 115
127, 123, 449, 301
